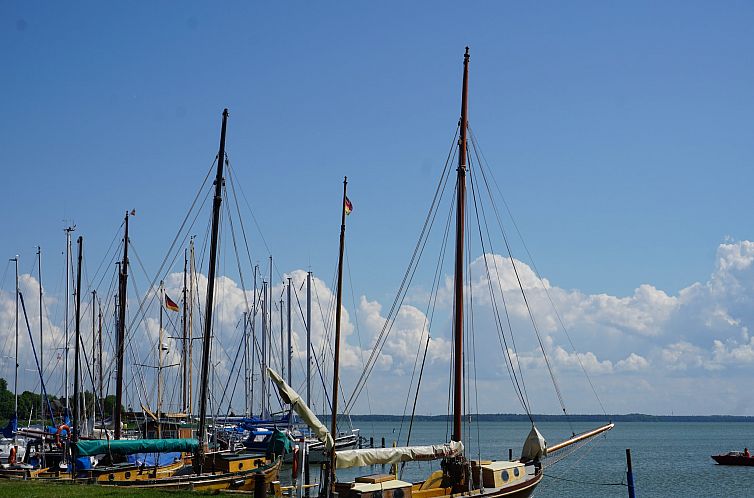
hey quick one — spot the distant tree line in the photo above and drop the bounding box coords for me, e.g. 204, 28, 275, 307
343, 413, 754, 423
0, 378, 122, 424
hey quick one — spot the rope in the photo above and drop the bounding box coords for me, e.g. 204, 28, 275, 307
469, 126, 609, 418
543, 473, 626, 487
467, 155, 532, 418
344, 124, 459, 414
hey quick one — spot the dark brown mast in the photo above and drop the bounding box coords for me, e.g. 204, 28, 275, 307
327, 176, 349, 492
98, 303, 103, 404
114, 211, 130, 439
182, 249, 188, 413
72, 236, 83, 444
452, 47, 470, 443
196, 108, 229, 474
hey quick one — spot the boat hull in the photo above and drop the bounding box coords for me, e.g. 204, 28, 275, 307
712, 453, 754, 466
99, 457, 281, 492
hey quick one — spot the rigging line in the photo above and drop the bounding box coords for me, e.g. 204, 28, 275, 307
223, 165, 253, 316
463, 199, 473, 449
467, 157, 532, 417
228, 160, 254, 276
544, 430, 606, 469
343, 125, 459, 413
344, 135, 458, 414
401, 191, 454, 444
470, 128, 608, 417
217, 320, 247, 420
344, 249, 374, 422
125, 186, 212, 340
464, 192, 482, 458
229, 157, 287, 284
325, 242, 355, 424
89, 222, 126, 292
465, 146, 569, 422
220, 181, 258, 380
542, 473, 625, 487
122, 260, 154, 410
289, 282, 315, 383
124, 192, 212, 378
318, 262, 338, 367
311, 275, 335, 415
125, 160, 215, 337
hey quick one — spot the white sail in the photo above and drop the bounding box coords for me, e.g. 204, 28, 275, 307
335, 441, 464, 469
521, 425, 546, 462
267, 367, 334, 450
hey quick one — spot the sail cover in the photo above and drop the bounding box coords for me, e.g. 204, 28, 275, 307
335, 441, 464, 469
75, 438, 199, 457
267, 367, 334, 450
521, 425, 547, 462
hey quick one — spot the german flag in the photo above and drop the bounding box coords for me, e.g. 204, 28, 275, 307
345, 196, 353, 216
165, 294, 179, 312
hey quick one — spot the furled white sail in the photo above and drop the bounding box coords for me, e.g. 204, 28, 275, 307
521, 425, 547, 462
267, 367, 334, 450
335, 441, 464, 469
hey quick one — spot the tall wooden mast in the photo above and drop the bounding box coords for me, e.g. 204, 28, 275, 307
196, 108, 229, 473
91, 289, 97, 433
328, 176, 349, 491
37, 246, 44, 427
114, 211, 130, 439
452, 47, 470, 443
72, 236, 83, 444
12, 255, 18, 434
182, 249, 188, 413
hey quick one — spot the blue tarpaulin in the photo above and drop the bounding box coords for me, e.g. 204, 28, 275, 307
1, 415, 17, 438
126, 452, 181, 467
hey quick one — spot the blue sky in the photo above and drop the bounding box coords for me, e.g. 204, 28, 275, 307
1, 2, 754, 416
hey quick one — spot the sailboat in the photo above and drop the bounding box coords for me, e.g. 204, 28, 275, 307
0, 257, 29, 469
270, 48, 614, 498
91, 109, 281, 491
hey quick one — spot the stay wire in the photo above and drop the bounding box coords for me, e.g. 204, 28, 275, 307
400, 196, 455, 448
467, 158, 532, 418
470, 127, 608, 417
344, 125, 459, 413
467, 134, 570, 425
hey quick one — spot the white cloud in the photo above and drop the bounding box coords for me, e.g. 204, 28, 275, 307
615, 353, 649, 372
5, 240, 754, 415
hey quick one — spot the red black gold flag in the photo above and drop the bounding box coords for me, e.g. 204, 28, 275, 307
165, 294, 179, 312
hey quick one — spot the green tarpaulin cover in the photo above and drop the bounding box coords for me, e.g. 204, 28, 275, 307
75, 438, 199, 456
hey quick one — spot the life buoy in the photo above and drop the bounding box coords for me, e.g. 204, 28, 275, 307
55, 424, 71, 448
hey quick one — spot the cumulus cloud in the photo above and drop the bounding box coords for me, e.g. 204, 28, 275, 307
4, 240, 754, 416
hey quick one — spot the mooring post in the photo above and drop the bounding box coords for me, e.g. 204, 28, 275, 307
509, 448, 513, 461
626, 448, 636, 498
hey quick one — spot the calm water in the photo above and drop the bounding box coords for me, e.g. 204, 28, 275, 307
318, 420, 754, 497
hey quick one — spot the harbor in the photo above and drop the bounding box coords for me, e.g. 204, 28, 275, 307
2, 2, 754, 497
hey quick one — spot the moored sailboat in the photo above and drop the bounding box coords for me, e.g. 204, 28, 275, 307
308, 48, 613, 498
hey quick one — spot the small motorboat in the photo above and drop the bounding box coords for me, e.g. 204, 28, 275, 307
711, 451, 754, 466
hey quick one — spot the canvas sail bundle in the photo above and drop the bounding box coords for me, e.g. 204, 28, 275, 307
267, 367, 334, 450
521, 425, 547, 462
335, 441, 464, 469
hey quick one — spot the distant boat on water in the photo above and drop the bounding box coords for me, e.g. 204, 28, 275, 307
711, 451, 754, 466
